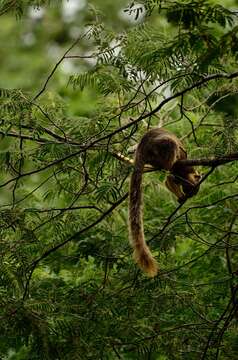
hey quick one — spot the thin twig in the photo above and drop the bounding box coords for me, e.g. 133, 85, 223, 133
22, 193, 128, 300
32, 29, 91, 101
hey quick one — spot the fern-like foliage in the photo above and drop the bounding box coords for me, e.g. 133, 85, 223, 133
0, 1, 238, 359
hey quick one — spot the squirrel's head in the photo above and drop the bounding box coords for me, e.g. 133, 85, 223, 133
178, 171, 201, 202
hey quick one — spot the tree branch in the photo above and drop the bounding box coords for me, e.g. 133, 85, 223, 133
113, 151, 238, 169
32, 30, 91, 101
176, 153, 238, 167
22, 193, 128, 299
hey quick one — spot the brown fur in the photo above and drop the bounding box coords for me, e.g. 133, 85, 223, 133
129, 128, 200, 277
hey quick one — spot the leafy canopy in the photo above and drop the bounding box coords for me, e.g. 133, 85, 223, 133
0, 0, 238, 359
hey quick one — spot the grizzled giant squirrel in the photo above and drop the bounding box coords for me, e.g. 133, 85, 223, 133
129, 128, 201, 277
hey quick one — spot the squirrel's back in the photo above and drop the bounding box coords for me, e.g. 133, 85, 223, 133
128, 128, 183, 276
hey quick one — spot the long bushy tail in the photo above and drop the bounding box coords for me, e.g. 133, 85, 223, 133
129, 156, 158, 277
